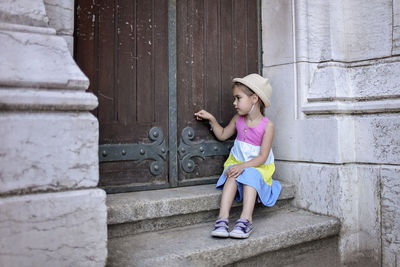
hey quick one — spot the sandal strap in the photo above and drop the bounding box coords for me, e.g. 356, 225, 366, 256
214, 219, 229, 230
233, 219, 250, 232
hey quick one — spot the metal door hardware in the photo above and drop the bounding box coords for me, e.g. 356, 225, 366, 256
178, 127, 233, 173
99, 127, 167, 176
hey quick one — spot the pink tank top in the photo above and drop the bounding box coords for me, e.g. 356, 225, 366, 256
236, 115, 268, 146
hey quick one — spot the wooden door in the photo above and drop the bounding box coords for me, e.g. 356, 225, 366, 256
177, 0, 259, 186
74, 0, 259, 193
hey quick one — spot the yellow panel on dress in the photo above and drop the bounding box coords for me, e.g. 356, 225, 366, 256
223, 154, 275, 186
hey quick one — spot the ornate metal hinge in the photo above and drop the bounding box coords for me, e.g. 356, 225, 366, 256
178, 127, 233, 173
99, 127, 168, 176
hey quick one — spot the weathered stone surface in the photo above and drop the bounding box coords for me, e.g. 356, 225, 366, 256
295, 0, 392, 62
265, 63, 357, 163
275, 161, 382, 265
339, 165, 381, 266
232, 237, 340, 267
107, 208, 340, 266
261, 1, 398, 265
302, 99, 400, 115
44, 0, 74, 35
274, 161, 342, 218
0, 29, 88, 89
0, 189, 107, 266
394, 0, 400, 55
0, 88, 98, 111
294, 0, 331, 62
0, 0, 49, 27
108, 200, 291, 238
107, 183, 294, 237
0, 112, 99, 194
107, 182, 295, 225
336, 0, 392, 61
307, 59, 400, 101
381, 167, 400, 267
354, 115, 400, 164
262, 0, 294, 66
62, 34, 74, 54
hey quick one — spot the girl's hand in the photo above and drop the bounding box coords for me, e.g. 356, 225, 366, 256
194, 110, 214, 121
226, 164, 245, 179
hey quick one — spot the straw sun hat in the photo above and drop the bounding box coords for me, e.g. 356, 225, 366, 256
233, 73, 272, 108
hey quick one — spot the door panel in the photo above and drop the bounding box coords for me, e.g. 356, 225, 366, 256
176, 0, 259, 184
75, 0, 169, 191
74, 0, 259, 192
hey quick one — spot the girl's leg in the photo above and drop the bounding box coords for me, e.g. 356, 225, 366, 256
218, 178, 238, 219
240, 185, 257, 222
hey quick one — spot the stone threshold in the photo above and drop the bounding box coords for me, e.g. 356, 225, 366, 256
107, 207, 340, 266
107, 181, 295, 225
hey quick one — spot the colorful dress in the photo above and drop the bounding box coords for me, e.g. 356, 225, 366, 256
216, 115, 282, 206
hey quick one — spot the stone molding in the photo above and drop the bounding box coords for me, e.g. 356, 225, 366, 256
0, 28, 89, 90
300, 58, 400, 116
0, 88, 98, 111
293, 0, 400, 117
0, 21, 55, 34
302, 99, 400, 115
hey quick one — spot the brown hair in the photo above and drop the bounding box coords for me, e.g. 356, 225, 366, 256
233, 82, 265, 116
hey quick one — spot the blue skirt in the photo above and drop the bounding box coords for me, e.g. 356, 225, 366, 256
216, 166, 282, 207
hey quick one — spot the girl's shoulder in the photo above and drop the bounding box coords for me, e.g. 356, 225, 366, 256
227, 114, 240, 129
264, 116, 273, 124
264, 118, 274, 131
232, 114, 241, 124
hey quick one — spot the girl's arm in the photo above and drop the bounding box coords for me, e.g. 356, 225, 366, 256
225, 120, 274, 179
194, 110, 238, 141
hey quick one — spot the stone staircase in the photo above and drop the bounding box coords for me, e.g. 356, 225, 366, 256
106, 182, 341, 266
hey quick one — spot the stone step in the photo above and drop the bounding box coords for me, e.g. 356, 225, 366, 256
107, 181, 295, 237
107, 207, 340, 266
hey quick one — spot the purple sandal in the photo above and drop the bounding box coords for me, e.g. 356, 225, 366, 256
229, 218, 254, 239
211, 219, 229, 238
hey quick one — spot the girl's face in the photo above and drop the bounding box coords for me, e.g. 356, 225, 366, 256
233, 85, 256, 115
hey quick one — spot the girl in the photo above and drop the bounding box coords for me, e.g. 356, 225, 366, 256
194, 73, 281, 239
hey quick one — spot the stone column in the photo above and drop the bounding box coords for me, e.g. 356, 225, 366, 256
0, 1, 107, 266
262, 0, 400, 265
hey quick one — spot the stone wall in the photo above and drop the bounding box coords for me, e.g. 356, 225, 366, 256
262, 0, 400, 266
0, 0, 107, 266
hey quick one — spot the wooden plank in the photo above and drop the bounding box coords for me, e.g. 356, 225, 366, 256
136, 0, 154, 123
188, 0, 208, 139
220, 0, 235, 124
204, 0, 220, 121
154, 0, 169, 128
190, 0, 205, 125
116, 0, 136, 125
97, 1, 116, 124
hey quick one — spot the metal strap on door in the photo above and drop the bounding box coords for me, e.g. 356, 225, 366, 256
99, 126, 233, 177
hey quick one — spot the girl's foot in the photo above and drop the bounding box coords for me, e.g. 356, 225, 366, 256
211, 219, 229, 238
229, 218, 254, 239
